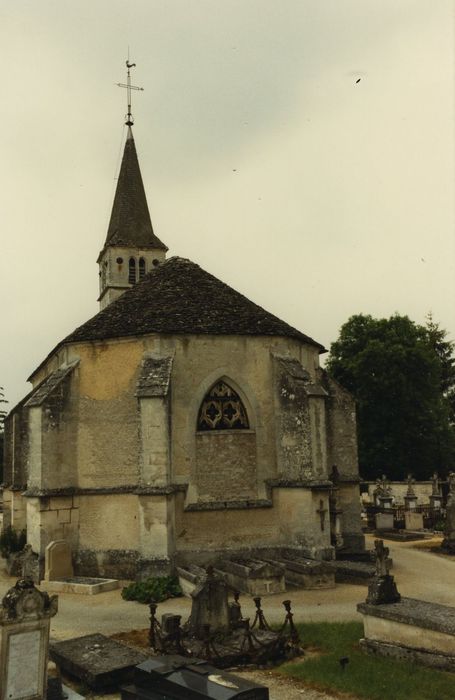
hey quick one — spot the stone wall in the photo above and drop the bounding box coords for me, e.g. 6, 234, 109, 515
195, 431, 257, 502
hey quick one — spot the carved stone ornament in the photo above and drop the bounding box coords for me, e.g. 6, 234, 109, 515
0, 578, 58, 622
197, 381, 249, 431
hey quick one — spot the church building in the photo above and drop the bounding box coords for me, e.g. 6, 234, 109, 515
3, 109, 364, 580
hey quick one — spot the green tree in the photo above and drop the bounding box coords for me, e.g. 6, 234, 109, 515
326, 314, 455, 480
0, 387, 7, 483
425, 312, 455, 422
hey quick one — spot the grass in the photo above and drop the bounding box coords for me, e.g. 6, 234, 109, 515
277, 622, 455, 700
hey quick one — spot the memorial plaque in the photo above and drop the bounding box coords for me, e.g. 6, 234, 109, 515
5, 629, 43, 699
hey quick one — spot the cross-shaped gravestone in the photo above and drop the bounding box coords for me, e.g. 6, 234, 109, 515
317, 500, 327, 531
374, 539, 391, 577
406, 473, 416, 497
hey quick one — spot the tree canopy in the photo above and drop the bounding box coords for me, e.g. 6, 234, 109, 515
326, 314, 455, 481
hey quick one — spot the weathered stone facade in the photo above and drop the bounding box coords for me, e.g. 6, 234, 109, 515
4, 330, 364, 578
3, 123, 365, 579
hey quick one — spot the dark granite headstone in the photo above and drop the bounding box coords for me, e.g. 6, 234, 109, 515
49, 633, 148, 690
121, 655, 269, 700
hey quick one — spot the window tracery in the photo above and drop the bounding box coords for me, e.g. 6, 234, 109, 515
197, 381, 249, 431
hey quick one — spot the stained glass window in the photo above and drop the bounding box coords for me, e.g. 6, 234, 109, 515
197, 381, 249, 431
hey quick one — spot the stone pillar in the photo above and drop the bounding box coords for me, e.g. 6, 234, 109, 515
308, 395, 328, 478
137, 495, 175, 578
27, 407, 43, 491
404, 494, 418, 510
136, 356, 175, 578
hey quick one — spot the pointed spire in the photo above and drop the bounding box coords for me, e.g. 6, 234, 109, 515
103, 128, 167, 251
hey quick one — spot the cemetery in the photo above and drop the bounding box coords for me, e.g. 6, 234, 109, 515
1, 21, 453, 697
0, 522, 454, 699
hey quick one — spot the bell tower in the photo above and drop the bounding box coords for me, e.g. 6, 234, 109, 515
97, 61, 167, 310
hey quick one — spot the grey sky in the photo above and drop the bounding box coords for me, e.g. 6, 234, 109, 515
1, 0, 454, 409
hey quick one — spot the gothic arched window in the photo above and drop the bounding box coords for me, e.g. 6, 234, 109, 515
128, 257, 136, 284
139, 257, 146, 280
197, 381, 249, 431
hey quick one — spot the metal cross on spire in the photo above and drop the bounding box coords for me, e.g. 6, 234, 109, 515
116, 59, 144, 126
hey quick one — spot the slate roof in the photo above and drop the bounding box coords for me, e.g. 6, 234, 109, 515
62, 257, 325, 349
136, 356, 174, 397
25, 361, 79, 407
101, 127, 167, 253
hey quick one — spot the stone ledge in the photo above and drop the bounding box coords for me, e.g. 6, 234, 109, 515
266, 478, 333, 490
184, 499, 273, 512
357, 597, 455, 636
360, 637, 455, 672
23, 484, 187, 497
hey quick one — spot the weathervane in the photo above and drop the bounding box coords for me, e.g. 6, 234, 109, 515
116, 58, 144, 126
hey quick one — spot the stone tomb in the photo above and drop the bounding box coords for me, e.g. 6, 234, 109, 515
356, 538, 455, 672
404, 511, 424, 531
121, 655, 269, 700
358, 598, 455, 672
178, 559, 286, 597
50, 633, 148, 691
43, 540, 118, 595
219, 559, 286, 595
274, 557, 335, 589
0, 578, 58, 700
375, 512, 394, 531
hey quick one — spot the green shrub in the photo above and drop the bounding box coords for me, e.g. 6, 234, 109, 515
0, 527, 26, 558
122, 575, 182, 604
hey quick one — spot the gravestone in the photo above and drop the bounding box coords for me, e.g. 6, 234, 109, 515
50, 633, 148, 691
443, 472, 455, 553
121, 655, 270, 700
375, 512, 394, 531
0, 578, 58, 700
366, 539, 400, 605
45, 540, 73, 581
430, 471, 442, 509
404, 511, 424, 531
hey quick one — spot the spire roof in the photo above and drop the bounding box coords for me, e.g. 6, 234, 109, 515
103, 128, 167, 252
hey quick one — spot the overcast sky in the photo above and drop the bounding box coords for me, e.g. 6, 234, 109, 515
1, 0, 454, 409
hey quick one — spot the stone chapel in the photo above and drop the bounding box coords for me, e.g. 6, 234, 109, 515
3, 118, 365, 580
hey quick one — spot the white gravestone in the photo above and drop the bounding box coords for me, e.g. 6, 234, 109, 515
405, 511, 424, 531
375, 512, 394, 531
0, 578, 58, 700
45, 540, 73, 581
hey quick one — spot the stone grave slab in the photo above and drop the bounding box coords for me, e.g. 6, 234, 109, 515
45, 540, 73, 581
121, 655, 269, 700
49, 633, 148, 690
42, 576, 118, 595
404, 511, 424, 531
177, 564, 206, 597
219, 558, 285, 595
375, 512, 394, 531
326, 559, 375, 585
273, 557, 335, 589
